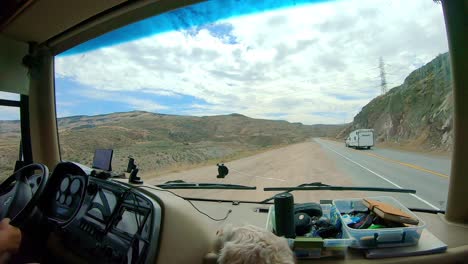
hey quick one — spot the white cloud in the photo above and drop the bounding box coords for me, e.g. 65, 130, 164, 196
75, 89, 168, 112
0, 106, 20, 120
55, 0, 448, 124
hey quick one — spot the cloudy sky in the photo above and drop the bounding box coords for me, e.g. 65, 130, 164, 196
2, 0, 448, 123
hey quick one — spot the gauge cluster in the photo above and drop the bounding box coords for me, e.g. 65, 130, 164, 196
43, 162, 162, 264
51, 174, 85, 219
42, 162, 88, 223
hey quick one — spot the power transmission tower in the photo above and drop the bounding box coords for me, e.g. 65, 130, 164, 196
379, 56, 387, 95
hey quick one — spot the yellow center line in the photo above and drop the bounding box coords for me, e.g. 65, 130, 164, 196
351, 149, 449, 179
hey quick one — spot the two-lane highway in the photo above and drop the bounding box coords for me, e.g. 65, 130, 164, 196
314, 138, 451, 210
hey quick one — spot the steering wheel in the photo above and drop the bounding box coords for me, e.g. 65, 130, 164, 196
0, 163, 48, 227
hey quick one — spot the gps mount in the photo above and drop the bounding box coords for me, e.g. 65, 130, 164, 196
216, 163, 229, 178
127, 156, 143, 184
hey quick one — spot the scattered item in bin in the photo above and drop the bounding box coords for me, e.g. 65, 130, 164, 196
352, 213, 375, 229
314, 217, 330, 227
302, 216, 341, 239
329, 205, 343, 230
215, 224, 295, 264
294, 202, 323, 217
363, 199, 419, 225
315, 224, 340, 238
341, 205, 410, 229
368, 224, 386, 229
289, 204, 343, 239
380, 219, 406, 228
341, 214, 360, 225
294, 213, 312, 236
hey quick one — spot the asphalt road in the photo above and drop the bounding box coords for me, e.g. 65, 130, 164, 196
148, 139, 451, 211
314, 138, 451, 210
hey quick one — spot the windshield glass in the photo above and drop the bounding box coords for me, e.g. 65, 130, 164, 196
53, 0, 451, 210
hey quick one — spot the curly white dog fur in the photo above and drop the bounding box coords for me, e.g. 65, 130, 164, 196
215, 225, 295, 264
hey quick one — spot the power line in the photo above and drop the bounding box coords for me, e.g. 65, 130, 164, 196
379, 56, 388, 95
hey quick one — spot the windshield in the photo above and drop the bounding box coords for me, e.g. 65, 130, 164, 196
52, 0, 450, 209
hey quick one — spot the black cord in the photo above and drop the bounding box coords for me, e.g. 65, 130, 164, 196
138, 186, 232, 221
185, 198, 232, 221
408, 207, 446, 214
120, 188, 144, 229
131, 192, 142, 227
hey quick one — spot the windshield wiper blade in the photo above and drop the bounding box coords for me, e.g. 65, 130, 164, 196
156, 180, 256, 190
407, 208, 445, 214
264, 185, 416, 193
260, 182, 416, 203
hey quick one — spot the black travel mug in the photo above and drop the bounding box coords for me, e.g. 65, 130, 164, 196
274, 193, 295, 238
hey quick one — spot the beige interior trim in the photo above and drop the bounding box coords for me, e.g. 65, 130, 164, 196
0, 34, 29, 94
0, 0, 36, 32
203, 246, 468, 264
46, 0, 204, 55
28, 46, 60, 168
442, 0, 468, 224
439, 214, 468, 229
129, 185, 218, 264
2, 0, 127, 43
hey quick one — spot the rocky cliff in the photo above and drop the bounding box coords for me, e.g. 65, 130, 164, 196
339, 53, 453, 151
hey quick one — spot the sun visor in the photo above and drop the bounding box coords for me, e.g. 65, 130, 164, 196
0, 34, 29, 95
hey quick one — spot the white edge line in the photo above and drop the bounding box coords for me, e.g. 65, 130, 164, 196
318, 140, 440, 210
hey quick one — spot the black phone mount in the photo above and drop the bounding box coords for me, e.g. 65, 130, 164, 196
127, 156, 143, 184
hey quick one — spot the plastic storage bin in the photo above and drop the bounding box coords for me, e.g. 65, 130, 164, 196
266, 204, 353, 258
333, 196, 425, 249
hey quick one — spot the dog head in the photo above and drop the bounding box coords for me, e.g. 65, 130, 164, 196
215, 225, 294, 264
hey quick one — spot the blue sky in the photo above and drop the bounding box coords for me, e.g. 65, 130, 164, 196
49, 0, 449, 125
55, 77, 210, 117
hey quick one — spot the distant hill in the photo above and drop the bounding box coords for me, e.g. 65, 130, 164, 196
0, 112, 344, 179
338, 53, 453, 151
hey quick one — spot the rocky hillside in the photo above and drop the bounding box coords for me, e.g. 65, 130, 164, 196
0, 112, 344, 179
338, 53, 453, 151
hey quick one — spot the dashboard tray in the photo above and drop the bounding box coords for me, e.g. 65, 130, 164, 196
333, 196, 425, 249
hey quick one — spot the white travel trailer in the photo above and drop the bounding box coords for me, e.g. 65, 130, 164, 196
345, 129, 374, 149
